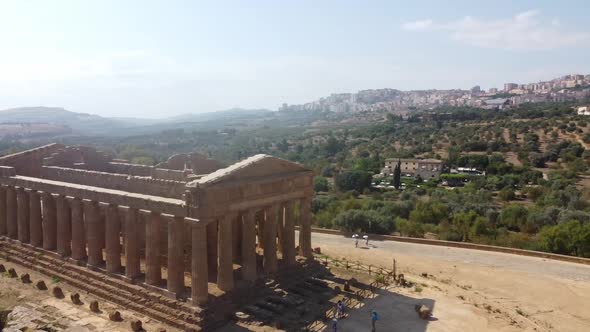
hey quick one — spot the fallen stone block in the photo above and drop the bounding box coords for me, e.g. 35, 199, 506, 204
89, 300, 100, 312
71, 293, 82, 305
0, 264, 5, 272
313, 247, 321, 254
7, 267, 17, 278
20, 273, 31, 283
130, 319, 143, 332
108, 310, 122, 322
52, 286, 64, 298
35, 280, 47, 290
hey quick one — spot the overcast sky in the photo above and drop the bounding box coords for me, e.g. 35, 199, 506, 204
0, 0, 589, 118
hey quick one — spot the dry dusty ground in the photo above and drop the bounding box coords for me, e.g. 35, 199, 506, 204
305, 232, 590, 332
0, 259, 174, 332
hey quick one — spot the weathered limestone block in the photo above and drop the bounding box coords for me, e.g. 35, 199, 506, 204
35, 280, 47, 290
7, 268, 17, 278
108, 310, 122, 321
89, 300, 100, 312
130, 319, 143, 332
71, 293, 82, 305
52, 286, 64, 298
20, 273, 31, 283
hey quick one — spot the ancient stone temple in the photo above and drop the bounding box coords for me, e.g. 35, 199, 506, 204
0, 144, 314, 308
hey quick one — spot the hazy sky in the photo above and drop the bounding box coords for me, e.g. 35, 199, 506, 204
1, 0, 589, 118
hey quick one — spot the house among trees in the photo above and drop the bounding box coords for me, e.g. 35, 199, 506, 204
382, 158, 443, 179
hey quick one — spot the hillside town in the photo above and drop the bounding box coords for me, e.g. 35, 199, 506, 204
280, 74, 590, 113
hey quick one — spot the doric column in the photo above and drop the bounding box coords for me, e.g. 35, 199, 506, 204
145, 211, 162, 286
298, 196, 313, 259
241, 209, 257, 281
69, 197, 86, 260
0, 185, 7, 236
41, 192, 57, 249
16, 187, 30, 243
28, 189, 43, 247
84, 200, 103, 267
191, 223, 208, 305
263, 205, 278, 274
257, 212, 265, 249
277, 206, 284, 254
55, 194, 71, 257
104, 203, 121, 273
232, 214, 242, 263
217, 213, 234, 291
6, 186, 18, 239
282, 201, 296, 265
123, 207, 140, 279
167, 215, 185, 294
206, 220, 218, 278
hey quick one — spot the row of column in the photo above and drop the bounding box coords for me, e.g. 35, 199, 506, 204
0, 184, 210, 305
0, 184, 313, 306
204, 196, 313, 294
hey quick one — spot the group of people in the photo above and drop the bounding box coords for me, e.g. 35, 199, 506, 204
352, 234, 370, 248
330, 300, 379, 331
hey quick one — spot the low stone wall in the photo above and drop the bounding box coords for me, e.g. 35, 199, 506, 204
108, 162, 153, 177
304, 227, 590, 266
108, 162, 189, 181
152, 168, 188, 181
40, 166, 187, 199
0, 144, 65, 177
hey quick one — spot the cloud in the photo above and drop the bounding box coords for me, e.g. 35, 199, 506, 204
401, 10, 589, 50
401, 19, 433, 31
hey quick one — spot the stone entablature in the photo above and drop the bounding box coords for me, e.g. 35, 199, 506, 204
41, 166, 187, 199
0, 144, 314, 310
109, 162, 191, 181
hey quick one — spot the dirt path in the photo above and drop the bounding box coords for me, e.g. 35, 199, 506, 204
307, 232, 590, 332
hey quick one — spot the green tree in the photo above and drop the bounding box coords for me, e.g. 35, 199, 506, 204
392, 159, 401, 189
333, 209, 394, 234
335, 171, 372, 192
313, 176, 329, 192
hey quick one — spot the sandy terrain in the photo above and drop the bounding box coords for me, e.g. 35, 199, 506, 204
0, 259, 173, 332
306, 232, 590, 332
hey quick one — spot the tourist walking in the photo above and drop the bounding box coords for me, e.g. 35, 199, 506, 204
332, 318, 338, 332
352, 234, 359, 247
336, 300, 345, 318
371, 310, 379, 331
364, 235, 369, 246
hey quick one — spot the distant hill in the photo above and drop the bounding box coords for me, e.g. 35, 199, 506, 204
0, 107, 134, 136
0, 106, 277, 137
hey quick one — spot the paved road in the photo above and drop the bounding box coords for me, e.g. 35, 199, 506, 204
305, 231, 590, 282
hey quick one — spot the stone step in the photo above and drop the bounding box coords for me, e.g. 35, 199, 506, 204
0, 240, 202, 331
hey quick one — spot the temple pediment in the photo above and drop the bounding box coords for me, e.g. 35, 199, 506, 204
189, 154, 312, 188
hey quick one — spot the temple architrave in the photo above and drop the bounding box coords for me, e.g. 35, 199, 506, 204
0, 143, 314, 306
